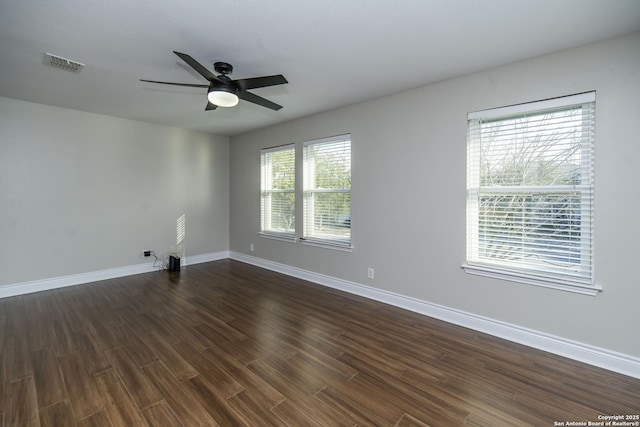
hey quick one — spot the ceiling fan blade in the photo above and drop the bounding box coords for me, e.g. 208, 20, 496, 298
205, 101, 217, 111
237, 90, 283, 111
140, 79, 208, 88
173, 51, 221, 83
234, 75, 288, 91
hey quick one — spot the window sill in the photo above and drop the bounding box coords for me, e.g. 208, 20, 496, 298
461, 263, 601, 296
258, 232, 297, 243
300, 238, 353, 252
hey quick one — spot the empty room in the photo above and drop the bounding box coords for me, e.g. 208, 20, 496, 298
1, 0, 639, 425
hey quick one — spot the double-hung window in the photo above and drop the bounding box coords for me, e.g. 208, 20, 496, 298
260, 144, 296, 238
303, 134, 351, 249
464, 92, 598, 294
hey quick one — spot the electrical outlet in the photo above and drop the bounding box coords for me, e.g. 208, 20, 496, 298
367, 267, 374, 279
143, 250, 152, 257
250, 243, 255, 252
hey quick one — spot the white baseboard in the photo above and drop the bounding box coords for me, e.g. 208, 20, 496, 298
184, 250, 230, 266
230, 251, 640, 380
0, 251, 229, 299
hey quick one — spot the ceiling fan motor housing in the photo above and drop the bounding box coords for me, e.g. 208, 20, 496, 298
209, 75, 237, 93
214, 62, 233, 76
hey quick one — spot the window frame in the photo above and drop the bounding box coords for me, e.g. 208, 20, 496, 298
259, 144, 297, 241
302, 134, 352, 250
463, 92, 600, 295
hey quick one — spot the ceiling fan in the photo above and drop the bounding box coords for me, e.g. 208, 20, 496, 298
140, 51, 288, 111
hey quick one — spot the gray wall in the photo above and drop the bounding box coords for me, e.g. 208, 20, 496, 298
0, 97, 229, 286
229, 32, 640, 357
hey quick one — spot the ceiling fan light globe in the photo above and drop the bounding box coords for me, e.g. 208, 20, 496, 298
207, 90, 239, 107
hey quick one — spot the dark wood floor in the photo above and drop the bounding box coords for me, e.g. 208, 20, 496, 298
1, 259, 638, 426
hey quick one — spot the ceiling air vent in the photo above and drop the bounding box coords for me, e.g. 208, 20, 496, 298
45, 53, 85, 73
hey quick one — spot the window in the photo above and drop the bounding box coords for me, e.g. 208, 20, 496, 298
260, 144, 295, 238
464, 92, 598, 294
303, 134, 351, 249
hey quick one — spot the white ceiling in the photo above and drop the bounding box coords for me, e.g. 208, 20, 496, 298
1, 0, 639, 136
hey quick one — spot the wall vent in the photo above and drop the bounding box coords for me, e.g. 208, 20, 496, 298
45, 53, 85, 73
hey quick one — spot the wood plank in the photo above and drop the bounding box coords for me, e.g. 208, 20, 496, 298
116, 308, 156, 336
142, 332, 198, 381
77, 410, 112, 427
3, 296, 27, 337
173, 341, 243, 398
394, 413, 432, 427
141, 402, 184, 427
39, 401, 77, 427
194, 316, 247, 343
0, 301, 6, 350
104, 347, 162, 410
5, 377, 40, 427
397, 366, 525, 425
4, 334, 32, 382
315, 385, 391, 426
200, 347, 285, 407
58, 352, 104, 420
142, 361, 218, 426
26, 319, 51, 351
61, 301, 88, 333
135, 310, 186, 346
36, 292, 64, 322
94, 368, 148, 426
227, 391, 289, 427
258, 354, 327, 395
0, 353, 4, 414
31, 347, 67, 408
351, 371, 468, 426
246, 359, 356, 427
316, 381, 403, 425
269, 399, 327, 427
110, 323, 159, 366
157, 316, 214, 351
192, 323, 255, 364
183, 375, 252, 426
82, 300, 123, 329
74, 327, 112, 375
287, 351, 357, 386
88, 322, 122, 351
336, 333, 406, 377
51, 319, 77, 357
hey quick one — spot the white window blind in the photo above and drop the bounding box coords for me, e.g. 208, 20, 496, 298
465, 92, 597, 293
261, 144, 295, 237
303, 135, 351, 248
